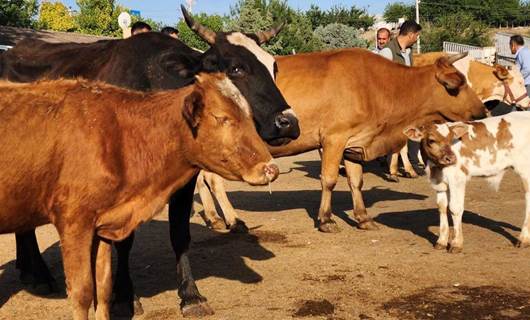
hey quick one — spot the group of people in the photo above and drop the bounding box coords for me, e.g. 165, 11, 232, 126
130, 20, 179, 39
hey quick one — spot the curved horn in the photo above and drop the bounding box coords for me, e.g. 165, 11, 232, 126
446, 51, 468, 65
255, 22, 285, 44
180, 4, 216, 45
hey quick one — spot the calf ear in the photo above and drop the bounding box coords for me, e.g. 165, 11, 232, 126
403, 126, 424, 142
493, 64, 511, 80
182, 88, 205, 136
449, 123, 469, 139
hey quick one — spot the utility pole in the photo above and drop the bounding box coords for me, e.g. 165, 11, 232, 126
416, 0, 421, 53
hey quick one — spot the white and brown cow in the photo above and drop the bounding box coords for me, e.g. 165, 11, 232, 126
389, 53, 530, 181
404, 112, 530, 253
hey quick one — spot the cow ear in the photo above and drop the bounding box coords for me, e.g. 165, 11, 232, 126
403, 126, 424, 142
182, 88, 205, 135
449, 123, 469, 139
435, 58, 466, 90
493, 64, 511, 80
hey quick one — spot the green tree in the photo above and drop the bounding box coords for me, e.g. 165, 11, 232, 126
420, 11, 491, 52
76, 0, 116, 35
314, 22, 368, 50
177, 13, 225, 51
306, 4, 374, 30
0, 0, 38, 27
383, 2, 415, 22
38, 1, 76, 31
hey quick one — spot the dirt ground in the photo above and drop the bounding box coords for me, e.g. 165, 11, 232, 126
1, 150, 530, 320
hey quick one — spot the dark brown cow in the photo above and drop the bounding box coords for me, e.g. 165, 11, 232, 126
194, 49, 488, 233
0, 73, 278, 320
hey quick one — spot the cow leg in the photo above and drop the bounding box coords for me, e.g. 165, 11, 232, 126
207, 172, 247, 233
59, 223, 95, 320
93, 237, 112, 320
110, 233, 143, 316
448, 178, 466, 253
400, 144, 419, 178
197, 171, 226, 231
169, 176, 214, 317
15, 230, 58, 293
516, 175, 530, 247
317, 140, 347, 233
434, 190, 450, 250
344, 159, 378, 230
386, 152, 400, 182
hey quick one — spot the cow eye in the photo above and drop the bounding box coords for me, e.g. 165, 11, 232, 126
427, 139, 436, 145
229, 65, 245, 77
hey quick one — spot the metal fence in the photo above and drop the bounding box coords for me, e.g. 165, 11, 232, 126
495, 32, 530, 66
442, 41, 496, 65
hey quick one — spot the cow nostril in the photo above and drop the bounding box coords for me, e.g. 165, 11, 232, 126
275, 114, 291, 129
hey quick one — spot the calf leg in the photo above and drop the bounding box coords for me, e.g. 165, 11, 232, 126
344, 159, 378, 230
169, 175, 214, 317
517, 175, 530, 247
206, 172, 247, 233
111, 233, 143, 316
434, 190, 450, 250
197, 171, 226, 231
15, 230, 57, 293
93, 237, 112, 320
317, 138, 348, 233
59, 223, 95, 320
448, 180, 466, 253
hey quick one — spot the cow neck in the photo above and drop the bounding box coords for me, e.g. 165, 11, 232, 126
467, 61, 497, 101
113, 85, 200, 195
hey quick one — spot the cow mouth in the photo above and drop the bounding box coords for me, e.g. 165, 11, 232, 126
266, 137, 293, 146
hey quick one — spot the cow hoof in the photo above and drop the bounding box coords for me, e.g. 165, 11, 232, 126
111, 295, 143, 317
318, 220, 341, 233
358, 220, 379, 231
515, 240, 530, 248
417, 168, 426, 176
209, 218, 226, 231
229, 219, 249, 234
182, 301, 214, 317
384, 174, 400, 183
448, 246, 463, 254
402, 172, 418, 179
434, 243, 447, 250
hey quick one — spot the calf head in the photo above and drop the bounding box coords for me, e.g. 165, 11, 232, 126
404, 123, 469, 167
181, 5, 300, 146
181, 72, 279, 185
433, 54, 488, 121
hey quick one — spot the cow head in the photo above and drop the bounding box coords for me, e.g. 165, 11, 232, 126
182, 72, 279, 185
491, 64, 530, 107
432, 53, 488, 121
403, 122, 468, 167
181, 5, 299, 146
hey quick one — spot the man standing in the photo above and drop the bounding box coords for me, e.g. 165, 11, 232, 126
380, 20, 422, 67
380, 20, 423, 179
372, 27, 391, 54
131, 21, 152, 36
510, 34, 530, 97
161, 26, 179, 39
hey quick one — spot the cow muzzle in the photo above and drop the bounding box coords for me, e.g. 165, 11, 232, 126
243, 160, 279, 185
267, 110, 300, 146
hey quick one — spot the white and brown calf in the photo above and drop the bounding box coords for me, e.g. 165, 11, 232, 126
404, 112, 530, 253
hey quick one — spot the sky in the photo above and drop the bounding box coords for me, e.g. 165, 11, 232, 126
61, 1, 409, 26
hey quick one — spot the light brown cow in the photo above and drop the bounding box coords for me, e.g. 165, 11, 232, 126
194, 49, 487, 233
388, 53, 530, 181
0, 73, 278, 320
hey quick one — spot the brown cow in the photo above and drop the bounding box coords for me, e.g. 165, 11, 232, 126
388, 53, 530, 181
192, 49, 487, 233
0, 73, 278, 320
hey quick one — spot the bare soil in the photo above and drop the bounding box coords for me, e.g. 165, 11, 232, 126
1, 150, 529, 320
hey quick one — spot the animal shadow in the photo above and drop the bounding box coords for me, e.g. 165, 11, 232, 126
376, 209, 520, 246
0, 221, 275, 308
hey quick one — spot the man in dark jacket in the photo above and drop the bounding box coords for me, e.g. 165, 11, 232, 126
380, 20, 422, 67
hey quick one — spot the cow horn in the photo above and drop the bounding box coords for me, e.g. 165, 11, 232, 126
255, 22, 285, 44
180, 4, 216, 45
446, 52, 468, 65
